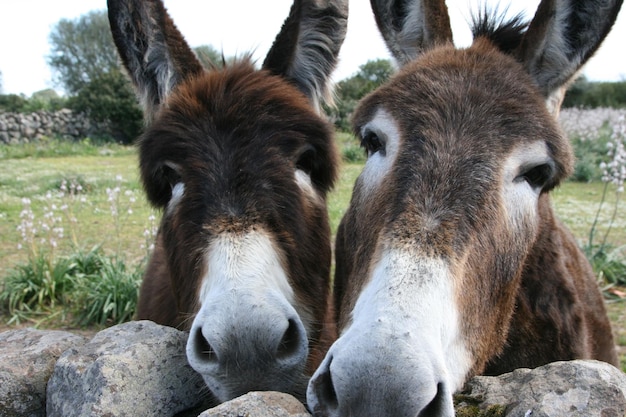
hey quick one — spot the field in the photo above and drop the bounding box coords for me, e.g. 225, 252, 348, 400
0, 126, 625, 370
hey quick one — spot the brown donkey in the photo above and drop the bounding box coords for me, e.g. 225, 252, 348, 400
107, 0, 346, 404
307, 0, 622, 416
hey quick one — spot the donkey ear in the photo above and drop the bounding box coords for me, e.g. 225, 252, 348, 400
107, 0, 204, 123
516, 0, 623, 98
262, 0, 348, 111
370, 0, 453, 66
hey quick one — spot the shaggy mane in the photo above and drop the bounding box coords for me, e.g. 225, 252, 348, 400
471, 7, 529, 54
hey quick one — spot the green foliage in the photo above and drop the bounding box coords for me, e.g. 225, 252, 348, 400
67, 69, 143, 143
0, 94, 28, 112
46, 10, 144, 143
0, 91, 67, 113
48, 10, 120, 95
327, 59, 394, 131
0, 254, 75, 323
453, 395, 506, 417
0, 137, 133, 160
336, 131, 365, 163
587, 246, 626, 288
0, 247, 141, 327
570, 135, 611, 182
564, 76, 626, 109
73, 255, 141, 326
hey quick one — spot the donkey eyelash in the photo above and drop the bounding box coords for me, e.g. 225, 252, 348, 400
361, 131, 386, 157
515, 162, 555, 189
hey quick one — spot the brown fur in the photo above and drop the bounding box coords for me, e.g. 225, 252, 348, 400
339, 38, 618, 376
308, 1, 621, 415
108, 0, 347, 402
135, 61, 339, 359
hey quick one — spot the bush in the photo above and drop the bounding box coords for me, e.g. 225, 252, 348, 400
0, 247, 142, 327
73, 254, 142, 326
68, 70, 143, 144
0, 254, 75, 323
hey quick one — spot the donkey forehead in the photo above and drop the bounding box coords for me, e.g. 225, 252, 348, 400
166, 62, 324, 133
146, 64, 334, 169
354, 43, 562, 151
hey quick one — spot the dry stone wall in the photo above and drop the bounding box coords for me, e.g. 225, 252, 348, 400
0, 110, 110, 144
1, 320, 625, 417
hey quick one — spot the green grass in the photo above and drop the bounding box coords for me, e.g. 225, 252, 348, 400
0, 152, 153, 269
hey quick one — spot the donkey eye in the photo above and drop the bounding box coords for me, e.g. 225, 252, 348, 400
516, 162, 554, 189
162, 162, 182, 188
362, 131, 386, 157
296, 145, 317, 175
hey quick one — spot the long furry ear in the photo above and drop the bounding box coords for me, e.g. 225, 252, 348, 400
107, 0, 204, 123
515, 0, 623, 98
262, 0, 348, 111
370, 0, 453, 67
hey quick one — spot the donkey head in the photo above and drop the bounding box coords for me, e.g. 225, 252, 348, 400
108, 0, 347, 403
307, 0, 622, 416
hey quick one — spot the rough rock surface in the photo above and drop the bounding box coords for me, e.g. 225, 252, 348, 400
199, 391, 310, 417
0, 328, 87, 417
1, 322, 624, 416
0, 109, 110, 144
46, 320, 212, 417
459, 360, 626, 417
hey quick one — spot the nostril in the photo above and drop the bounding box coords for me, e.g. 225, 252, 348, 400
311, 357, 339, 412
192, 327, 218, 363
276, 318, 302, 360
417, 382, 447, 417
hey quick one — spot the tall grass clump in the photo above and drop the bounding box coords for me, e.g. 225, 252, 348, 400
581, 114, 626, 294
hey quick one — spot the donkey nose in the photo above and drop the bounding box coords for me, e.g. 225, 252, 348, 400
189, 316, 305, 366
307, 345, 455, 417
186, 301, 309, 401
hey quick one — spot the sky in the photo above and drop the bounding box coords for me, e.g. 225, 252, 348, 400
0, 0, 625, 96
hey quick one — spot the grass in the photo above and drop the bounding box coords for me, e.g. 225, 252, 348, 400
0, 153, 151, 269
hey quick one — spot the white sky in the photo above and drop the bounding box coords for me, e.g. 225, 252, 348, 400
0, 0, 625, 96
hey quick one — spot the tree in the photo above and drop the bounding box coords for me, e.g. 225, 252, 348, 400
327, 59, 394, 131
68, 68, 143, 143
48, 11, 120, 95
47, 11, 235, 142
563, 76, 626, 108
47, 10, 142, 142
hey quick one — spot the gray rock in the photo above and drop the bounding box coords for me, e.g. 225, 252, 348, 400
198, 391, 311, 417
46, 320, 213, 417
0, 109, 113, 143
459, 360, 626, 417
0, 328, 87, 417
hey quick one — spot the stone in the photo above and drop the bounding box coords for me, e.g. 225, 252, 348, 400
198, 391, 311, 417
46, 320, 213, 417
0, 328, 87, 417
458, 360, 626, 417
0, 109, 113, 143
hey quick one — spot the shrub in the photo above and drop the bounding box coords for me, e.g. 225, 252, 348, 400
0, 254, 75, 324
67, 70, 143, 144
73, 254, 141, 326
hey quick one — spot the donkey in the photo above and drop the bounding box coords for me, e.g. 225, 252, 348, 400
107, 0, 347, 403
307, 0, 622, 415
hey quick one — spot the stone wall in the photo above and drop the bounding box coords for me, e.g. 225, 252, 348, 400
0, 109, 110, 144
1, 321, 625, 417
